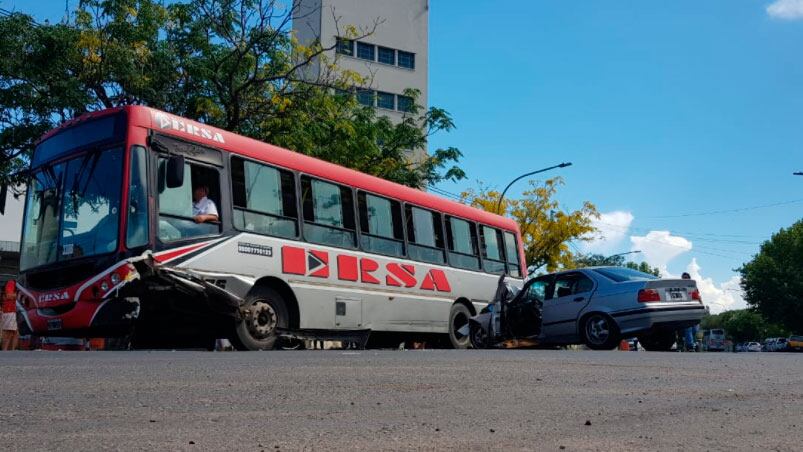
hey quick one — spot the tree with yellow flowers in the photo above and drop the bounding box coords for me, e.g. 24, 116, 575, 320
462, 177, 599, 274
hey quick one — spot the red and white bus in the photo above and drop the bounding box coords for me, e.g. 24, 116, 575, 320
13, 106, 525, 350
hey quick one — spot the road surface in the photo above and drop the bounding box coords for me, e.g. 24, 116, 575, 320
1, 350, 801, 451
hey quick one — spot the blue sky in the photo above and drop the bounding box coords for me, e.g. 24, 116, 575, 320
3, 0, 802, 311
426, 0, 803, 311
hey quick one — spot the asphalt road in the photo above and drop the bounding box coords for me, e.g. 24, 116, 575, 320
1, 350, 801, 451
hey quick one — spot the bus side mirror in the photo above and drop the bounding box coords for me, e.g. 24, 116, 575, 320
165, 155, 184, 188
0, 184, 7, 215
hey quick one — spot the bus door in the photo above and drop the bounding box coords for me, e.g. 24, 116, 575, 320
152, 135, 225, 244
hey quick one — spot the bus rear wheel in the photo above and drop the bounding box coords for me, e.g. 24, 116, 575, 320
448, 303, 472, 349
231, 286, 289, 351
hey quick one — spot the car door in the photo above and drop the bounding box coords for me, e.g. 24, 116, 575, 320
541, 272, 595, 341
507, 276, 550, 338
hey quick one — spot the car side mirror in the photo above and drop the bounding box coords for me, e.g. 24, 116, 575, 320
165, 155, 184, 188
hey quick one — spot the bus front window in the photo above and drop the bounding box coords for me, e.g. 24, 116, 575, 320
20, 147, 124, 270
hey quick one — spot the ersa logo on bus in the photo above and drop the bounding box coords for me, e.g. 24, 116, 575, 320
281, 246, 452, 292
153, 111, 225, 144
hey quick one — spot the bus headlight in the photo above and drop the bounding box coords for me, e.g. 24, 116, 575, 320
110, 273, 121, 285
100, 281, 109, 292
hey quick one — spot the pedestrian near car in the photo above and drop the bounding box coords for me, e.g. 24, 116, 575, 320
2, 280, 19, 351
680, 272, 697, 352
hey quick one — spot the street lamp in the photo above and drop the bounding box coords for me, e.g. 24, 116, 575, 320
494, 162, 573, 213
794, 172, 803, 176
604, 250, 641, 264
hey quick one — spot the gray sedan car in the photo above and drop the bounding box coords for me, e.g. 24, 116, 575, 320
526, 266, 705, 350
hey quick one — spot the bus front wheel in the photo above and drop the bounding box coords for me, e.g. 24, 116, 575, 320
232, 286, 289, 351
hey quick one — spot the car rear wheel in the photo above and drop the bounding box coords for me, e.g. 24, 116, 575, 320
231, 286, 289, 351
638, 331, 676, 352
448, 303, 472, 349
581, 313, 619, 350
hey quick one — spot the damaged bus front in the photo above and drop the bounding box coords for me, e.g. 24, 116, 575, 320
12, 109, 240, 346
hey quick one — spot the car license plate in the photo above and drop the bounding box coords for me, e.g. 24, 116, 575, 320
47, 318, 63, 331
666, 289, 688, 301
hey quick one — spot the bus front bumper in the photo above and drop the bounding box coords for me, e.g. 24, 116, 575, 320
20, 297, 140, 338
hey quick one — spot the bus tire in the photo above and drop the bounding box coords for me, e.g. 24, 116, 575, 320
448, 303, 472, 349
231, 286, 289, 351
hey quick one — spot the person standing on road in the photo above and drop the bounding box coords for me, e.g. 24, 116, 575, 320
2, 280, 19, 351
681, 272, 696, 352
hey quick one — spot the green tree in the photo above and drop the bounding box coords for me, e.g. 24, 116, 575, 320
571, 254, 660, 276
738, 220, 803, 333
462, 177, 599, 273
0, 0, 464, 191
623, 261, 661, 277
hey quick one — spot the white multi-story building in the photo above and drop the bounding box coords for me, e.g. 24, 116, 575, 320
292, 0, 428, 158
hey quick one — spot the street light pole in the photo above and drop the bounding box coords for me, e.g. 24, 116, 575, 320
494, 162, 573, 214
604, 250, 641, 264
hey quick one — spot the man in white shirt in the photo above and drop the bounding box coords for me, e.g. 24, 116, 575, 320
192, 185, 219, 223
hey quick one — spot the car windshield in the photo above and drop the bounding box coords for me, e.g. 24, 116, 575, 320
20, 147, 124, 270
791, 336, 803, 341
592, 267, 659, 282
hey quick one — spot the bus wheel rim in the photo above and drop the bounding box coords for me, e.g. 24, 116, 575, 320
248, 301, 277, 339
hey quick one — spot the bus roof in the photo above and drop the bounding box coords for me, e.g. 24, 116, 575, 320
37, 106, 520, 233
128, 106, 520, 232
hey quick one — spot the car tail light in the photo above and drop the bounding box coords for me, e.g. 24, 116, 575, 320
637, 288, 661, 302
690, 289, 702, 302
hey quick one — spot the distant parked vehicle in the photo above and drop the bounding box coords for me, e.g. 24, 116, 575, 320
788, 336, 803, 352
773, 337, 789, 352
735, 342, 747, 352
703, 329, 726, 351
747, 342, 762, 352
762, 338, 776, 352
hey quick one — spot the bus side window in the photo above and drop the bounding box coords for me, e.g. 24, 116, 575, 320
357, 191, 404, 257
405, 205, 446, 265
503, 231, 522, 278
480, 225, 505, 274
300, 176, 356, 248
230, 157, 298, 239
157, 158, 220, 242
445, 216, 480, 271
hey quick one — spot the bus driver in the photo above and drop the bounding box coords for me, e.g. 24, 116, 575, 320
192, 184, 219, 224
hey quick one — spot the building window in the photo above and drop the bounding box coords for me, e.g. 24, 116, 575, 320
398, 51, 415, 69
356, 89, 374, 107
378, 46, 395, 65
356, 42, 375, 61
397, 95, 413, 113
376, 91, 395, 110
336, 38, 354, 56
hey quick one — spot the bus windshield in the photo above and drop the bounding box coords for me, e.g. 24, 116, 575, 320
20, 147, 124, 270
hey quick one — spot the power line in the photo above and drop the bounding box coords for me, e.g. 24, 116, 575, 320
641, 198, 803, 219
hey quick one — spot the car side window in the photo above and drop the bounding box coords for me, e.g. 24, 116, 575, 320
553, 273, 595, 298
573, 274, 594, 294
553, 275, 575, 299
526, 276, 553, 302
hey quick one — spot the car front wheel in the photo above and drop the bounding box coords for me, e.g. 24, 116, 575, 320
581, 313, 619, 350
